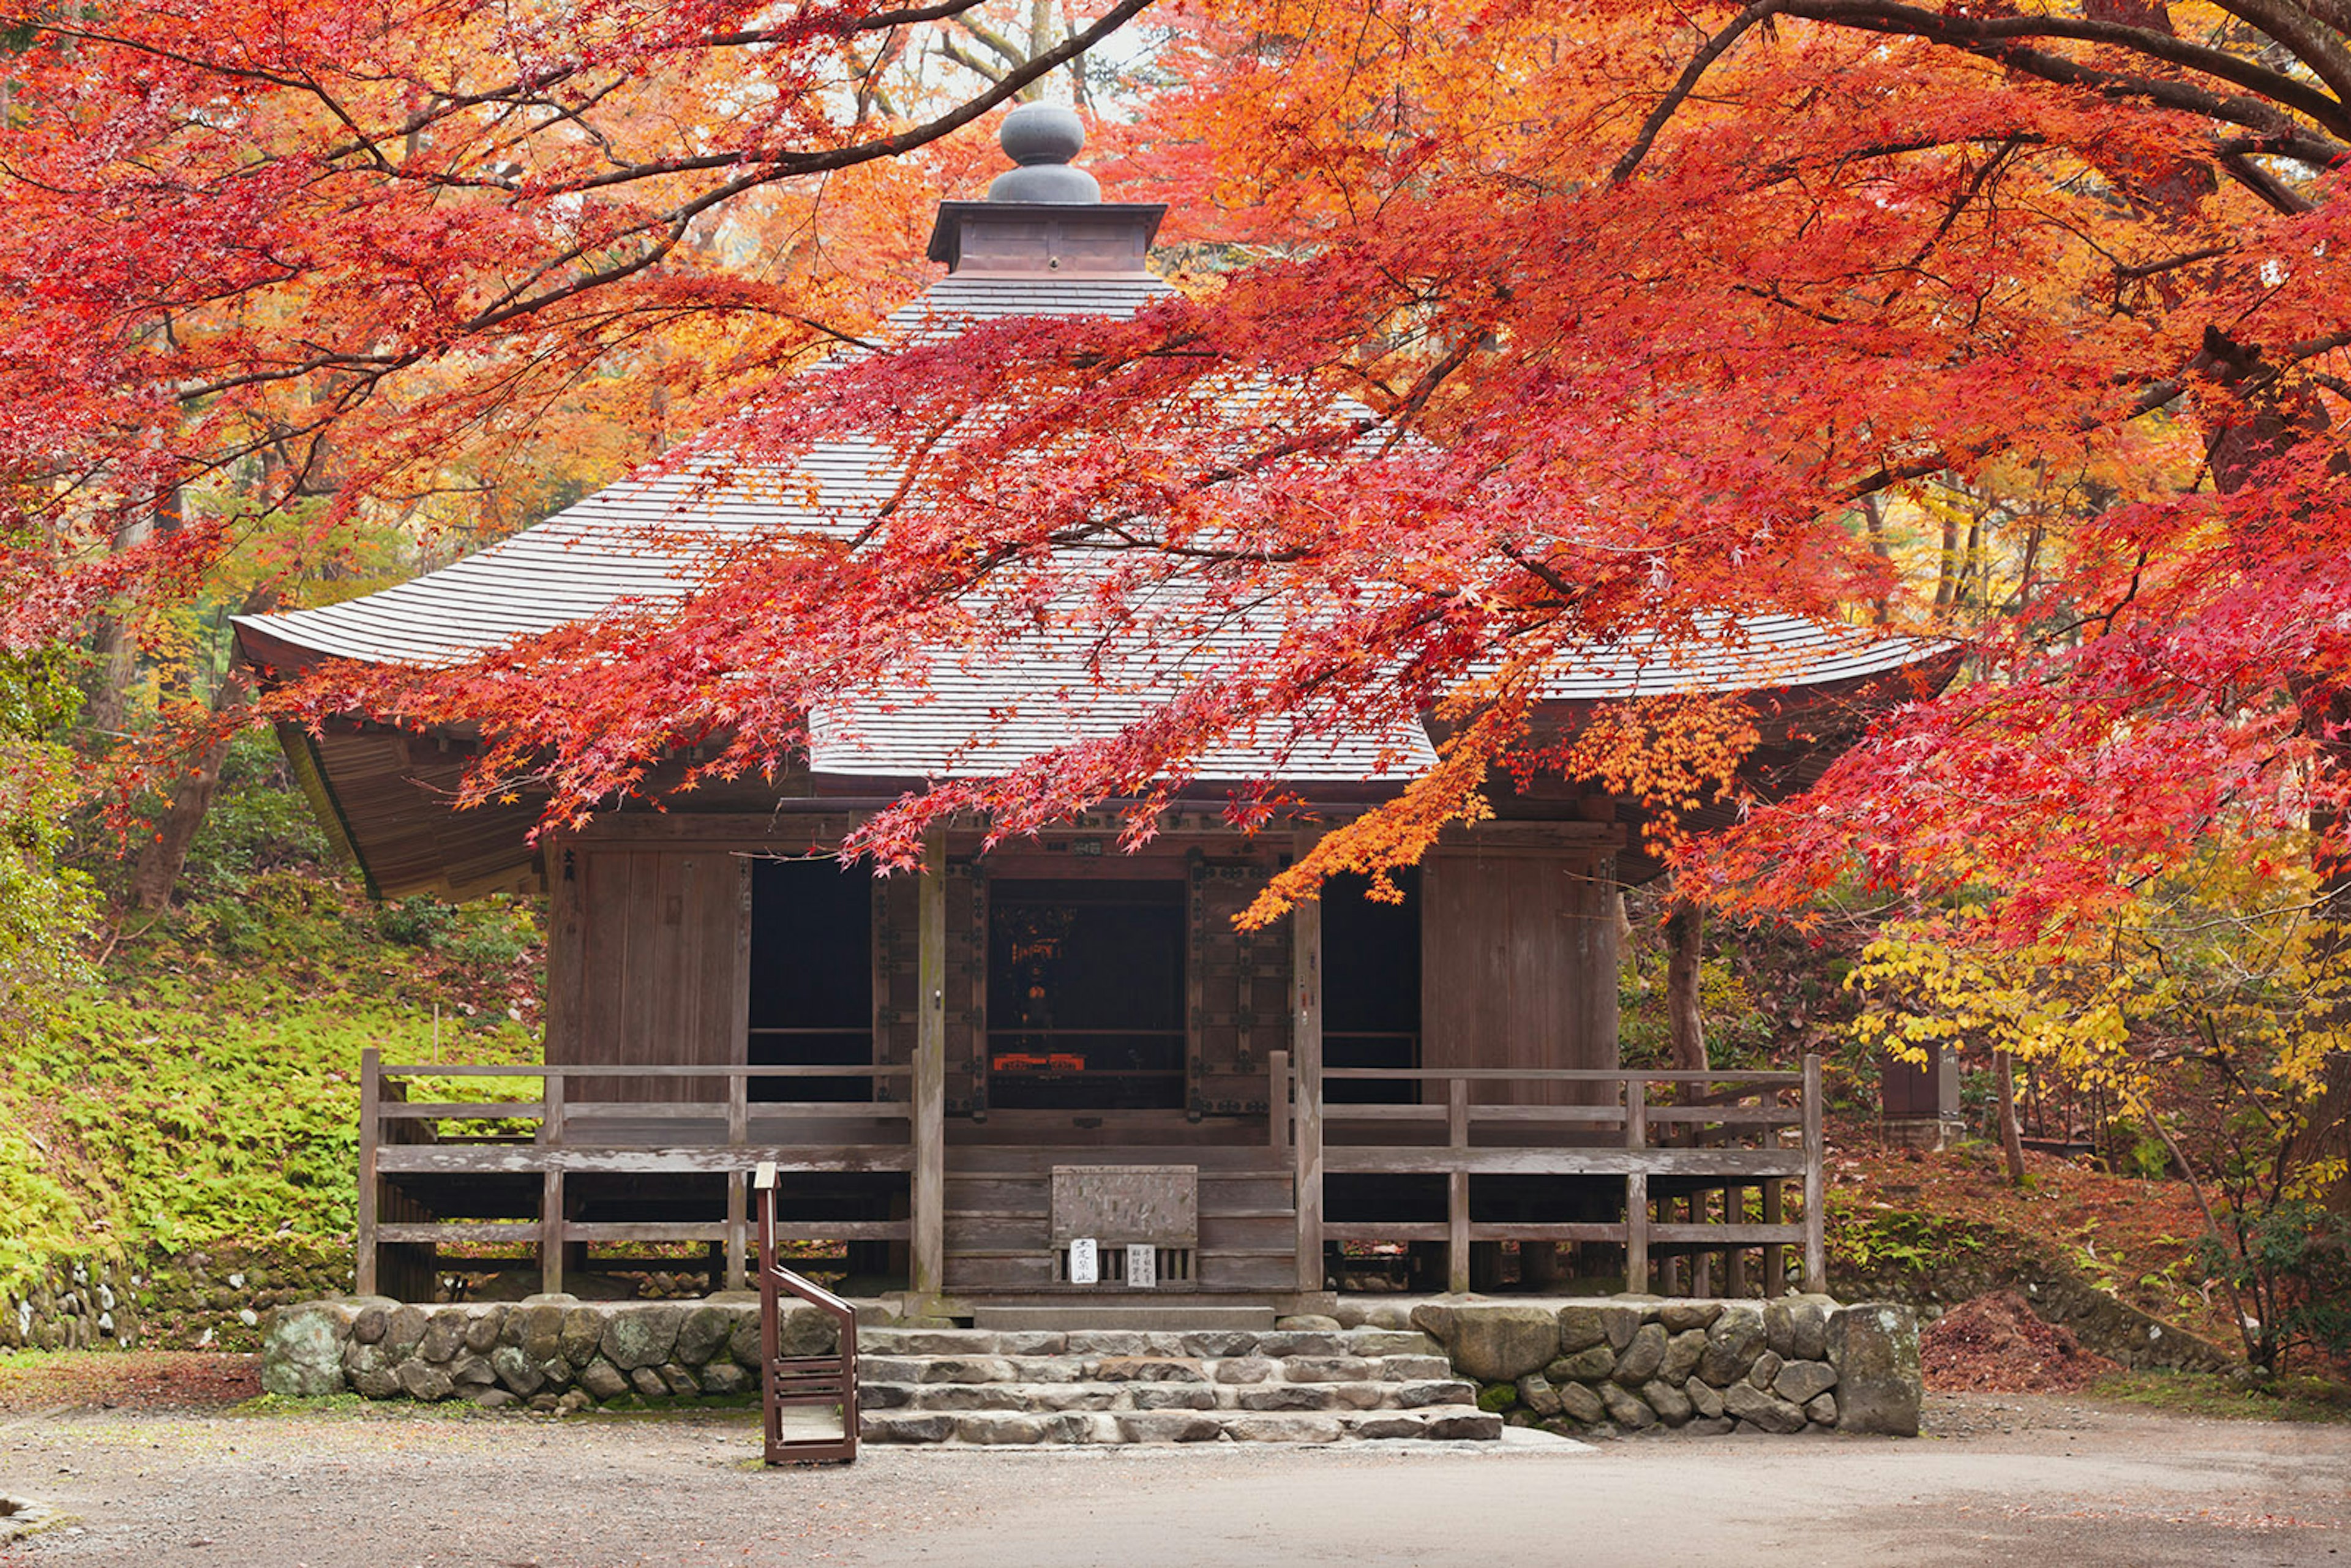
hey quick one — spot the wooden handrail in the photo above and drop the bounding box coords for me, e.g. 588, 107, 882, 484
756, 1161, 858, 1466
379, 1062, 916, 1078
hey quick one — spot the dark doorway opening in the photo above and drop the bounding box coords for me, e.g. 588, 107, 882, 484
1323, 868, 1420, 1104
748, 858, 872, 1102
987, 877, 1185, 1109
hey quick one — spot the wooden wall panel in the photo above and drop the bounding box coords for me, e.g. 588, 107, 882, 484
1422, 846, 1619, 1105
564, 848, 744, 1101
876, 861, 984, 1112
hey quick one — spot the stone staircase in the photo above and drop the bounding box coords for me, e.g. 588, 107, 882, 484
855, 1325, 1505, 1446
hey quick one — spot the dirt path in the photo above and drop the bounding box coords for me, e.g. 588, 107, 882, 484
3, 1391, 2345, 1568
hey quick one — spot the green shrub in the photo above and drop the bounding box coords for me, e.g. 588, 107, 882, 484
377, 896, 456, 948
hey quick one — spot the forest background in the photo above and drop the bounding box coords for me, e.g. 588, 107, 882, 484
0, 0, 2347, 1377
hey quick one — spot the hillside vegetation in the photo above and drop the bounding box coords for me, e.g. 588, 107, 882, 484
0, 734, 543, 1295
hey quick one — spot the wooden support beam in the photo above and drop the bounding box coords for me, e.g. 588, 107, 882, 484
912, 830, 947, 1299
1802, 1052, 1826, 1291
1292, 839, 1324, 1294
358, 1047, 381, 1297
725, 1169, 748, 1291
1447, 1078, 1470, 1294
1763, 1179, 1787, 1296
1268, 1050, 1289, 1160
1625, 1171, 1648, 1294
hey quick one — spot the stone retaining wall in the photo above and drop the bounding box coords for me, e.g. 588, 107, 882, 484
1400, 1296, 1922, 1436
263, 1294, 836, 1411
2, 1246, 353, 1354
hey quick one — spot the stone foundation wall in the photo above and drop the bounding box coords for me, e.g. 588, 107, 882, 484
1, 1246, 354, 1354
262, 1295, 838, 1411
1401, 1296, 1922, 1436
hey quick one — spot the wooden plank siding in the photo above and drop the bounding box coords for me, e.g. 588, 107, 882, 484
560, 847, 748, 1102
1421, 844, 1620, 1105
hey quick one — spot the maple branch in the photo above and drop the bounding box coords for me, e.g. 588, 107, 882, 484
1780, 0, 2351, 162
1611, 0, 1787, 186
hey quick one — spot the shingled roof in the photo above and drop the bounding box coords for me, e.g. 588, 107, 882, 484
234, 102, 1950, 898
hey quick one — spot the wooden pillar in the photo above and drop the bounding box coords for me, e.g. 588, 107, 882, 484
1725, 1184, 1749, 1297
1268, 1050, 1290, 1159
1802, 1052, 1826, 1291
1291, 838, 1324, 1294
358, 1047, 381, 1297
1446, 1077, 1471, 1293
1763, 1179, 1786, 1296
538, 1067, 566, 1296
1624, 1075, 1648, 1293
912, 831, 948, 1300
724, 1066, 748, 1290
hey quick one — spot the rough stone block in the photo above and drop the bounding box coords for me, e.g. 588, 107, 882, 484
1659, 1300, 1723, 1334
675, 1305, 735, 1366
418, 1313, 466, 1365
350, 1304, 391, 1346
1613, 1322, 1668, 1386
1379, 1354, 1454, 1381
1277, 1314, 1344, 1331
1425, 1411, 1505, 1440
776, 1304, 839, 1359
629, 1366, 670, 1398
461, 1307, 505, 1354
1747, 1349, 1784, 1392
601, 1305, 685, 1371
1773, 1360, 1837, 1406
1599, 1382, 1655, 1431
1229, 1414, 1344, 1443
1515, 1373, 1564, 1417
559, 1307, 607, 1368
396, 1359, 454, 1401
1130, 1384, 1215, 1411
1256, 1331, 1344, 1357
1556, 1304, 1610, 1354
924, 1356, 1018, 1384
1601, 1302, 1654, 1351
1644, 1378, 1694, 1425
1392, 1379, 1475, 1408
1179, 1330, 1259, 1358
1092, 1356, 1207, 1384
386, 1304, 429, 1354
1687, 1378, 1725, 1420
1116, 1411, 1223, 1442
861, 1412, 956, 1443
576, 1358, 629, 1401
1237, 1384, 1340, 1412
658, 1363, 700, 1397
490, 1345, 545, 1396
1556, 1382, 1607, 1425
1349, 1413, 1427, 1439
1439, 1305, 1566, 1382
1828, 1302, 1922, 1437
1659, 1328, 1708, 1386
1698, 1305, 1766, 1385
473, 1387, 519, 1409
1765, 1295, 1833, 1362
343, 1340, 403, 1399
1684, 1416, 1736, 1436
514, 1304, 566, 1365
699, 1362, 750, 1397
1547, 1345, 1616, 1384
449, 1354, 496, 1389
1806, 1392, 1839, 1426
261, 1302, 351, 1398
1214, 1356, 1277, 1384
1348, 1330, 1439, 1357
1283, 1356, 1376, 1383
1722, 1380, 1807, 1434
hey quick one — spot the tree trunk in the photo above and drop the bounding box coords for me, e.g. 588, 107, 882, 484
1995, 1050, 2028, 1186
127, 672, 249, 913
1664, 896, 1706, 1074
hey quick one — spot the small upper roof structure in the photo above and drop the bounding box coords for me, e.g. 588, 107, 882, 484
235, 104, 1952, 899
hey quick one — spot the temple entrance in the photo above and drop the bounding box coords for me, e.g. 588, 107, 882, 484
748, 857, 873, 1101
1324, 868, 1420, 1104
985, 877, 1185, 1109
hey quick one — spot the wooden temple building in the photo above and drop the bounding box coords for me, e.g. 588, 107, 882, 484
235, 105, 1951, 1314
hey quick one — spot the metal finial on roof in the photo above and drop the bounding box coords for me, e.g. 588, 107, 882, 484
987, 101, 1101, 204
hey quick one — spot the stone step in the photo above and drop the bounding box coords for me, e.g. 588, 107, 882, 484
859, 1403, 1504, 1446
972, 1303, 1278, 1334
858, 1326, 1442, 1360
862, 1377, 1479, 1414
856, 1351, 1457, 1387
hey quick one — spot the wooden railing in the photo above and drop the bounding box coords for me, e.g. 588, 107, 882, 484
357, 1050, 915, 1298
757, 1161, 858, 1466
1267, 1055, 1824, 1296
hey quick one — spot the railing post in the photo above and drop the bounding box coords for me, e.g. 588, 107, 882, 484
1624, 1075, 1648, 1294
1802, 1052, 1826, 1291
1446, 1077, 1470, 1294
1291, 852, 1324, 1295
357, 1046, 381, 1297
726, 1070, 749, 1291
1267, 1050, 1289, 1159
912, 831, 947, 1300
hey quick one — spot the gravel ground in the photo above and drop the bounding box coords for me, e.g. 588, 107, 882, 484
2, 1390, 2345, 1568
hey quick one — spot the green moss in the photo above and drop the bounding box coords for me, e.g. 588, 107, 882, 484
1476, 1382, 1519, 1412
2089, 1370, 2351, 1424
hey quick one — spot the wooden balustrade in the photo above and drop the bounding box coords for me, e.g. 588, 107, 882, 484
356, 1049, 917, 1297
1261, 1057, 1824, 1296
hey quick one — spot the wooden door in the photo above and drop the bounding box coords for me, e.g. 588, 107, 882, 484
563, 848, 748, 1102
